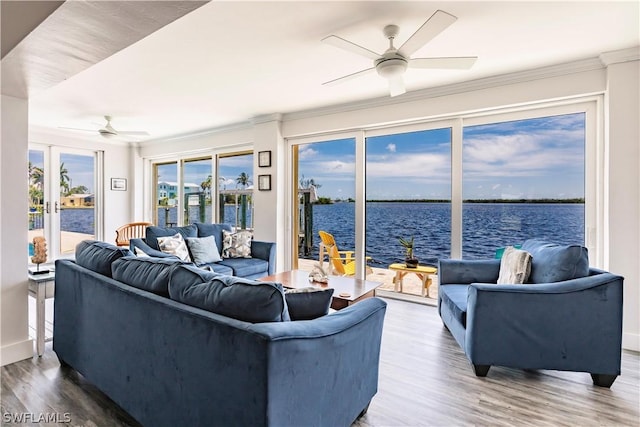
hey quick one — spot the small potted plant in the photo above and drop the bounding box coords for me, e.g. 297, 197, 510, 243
399, 236, 419, 268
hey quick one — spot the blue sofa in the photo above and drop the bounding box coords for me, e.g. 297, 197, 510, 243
130, 222, 275, 279
438, 239, 624, 387
54, 241, 387, 427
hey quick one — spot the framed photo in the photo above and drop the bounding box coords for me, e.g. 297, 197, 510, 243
111, 178, 127, 191
258, 150, 271, 167
258, 174, 271, 191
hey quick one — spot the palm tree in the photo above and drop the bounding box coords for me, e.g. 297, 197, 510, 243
60, 163, 70, 196
200, 175, 212, 202
236, 172, 251, 189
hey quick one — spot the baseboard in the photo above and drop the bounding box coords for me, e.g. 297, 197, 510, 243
0, 339, 33, 366
622, 332, 640, 352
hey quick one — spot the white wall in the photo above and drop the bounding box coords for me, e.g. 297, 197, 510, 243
605, 59, 640, 350
1, 95, 33, 366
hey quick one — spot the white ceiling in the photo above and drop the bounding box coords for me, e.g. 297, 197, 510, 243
13, 1, 640, 143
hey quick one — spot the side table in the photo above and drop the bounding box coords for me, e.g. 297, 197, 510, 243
388, 263, 437, 298
28, 271, 55, 356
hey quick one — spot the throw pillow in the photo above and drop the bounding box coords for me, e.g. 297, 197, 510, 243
134, 247, 151, 258
186, 236, 222, 265
222, 230, 252, 258
157, 233, 191, 262
521, 239, 589, 283
497, 246, 532, 284
285, 287, 334, 321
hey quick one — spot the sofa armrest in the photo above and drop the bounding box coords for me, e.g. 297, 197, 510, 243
465, 272, 624, 373
129, 238, 178, 259
438, 258, 501, 285
251, 240, 276, 274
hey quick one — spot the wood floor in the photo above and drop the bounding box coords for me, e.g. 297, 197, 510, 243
2, 297, 639, 427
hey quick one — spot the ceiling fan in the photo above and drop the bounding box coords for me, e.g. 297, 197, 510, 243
322, 10, 477, 97
60, 115, 150, 139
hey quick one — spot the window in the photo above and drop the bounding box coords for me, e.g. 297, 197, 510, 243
217, 152, 254, 229
366, 127, 452, 267
462, 112, 586, 258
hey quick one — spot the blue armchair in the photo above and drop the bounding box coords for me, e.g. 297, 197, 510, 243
438, 240, 624, 387
130, 223, 276, 279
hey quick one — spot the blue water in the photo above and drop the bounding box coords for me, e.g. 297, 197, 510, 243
61, 203, 584, 265
307, 202, 584, 266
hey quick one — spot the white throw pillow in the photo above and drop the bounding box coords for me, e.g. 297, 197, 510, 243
186, 236, 222, 264
222, 230, 253, 258
497, 246, 533, 284
157, 233, 191, 262
134, 247, 150, 258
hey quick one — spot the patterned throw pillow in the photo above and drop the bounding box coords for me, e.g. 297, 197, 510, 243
157, 233, 191, 262
222, 230, 252, 258
497, 246, 532, 284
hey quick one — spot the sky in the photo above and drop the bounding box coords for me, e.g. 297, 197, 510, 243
29, 113, 585, 201
298, 112, 585, 200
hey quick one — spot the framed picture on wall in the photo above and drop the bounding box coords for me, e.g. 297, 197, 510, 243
258, 174, 271, 191
258, 151, 271, 167
111, 178, 127, 191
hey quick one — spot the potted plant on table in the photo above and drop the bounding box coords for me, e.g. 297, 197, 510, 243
399, 236, 419, 268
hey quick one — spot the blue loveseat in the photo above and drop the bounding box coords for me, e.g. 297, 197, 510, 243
438, 239, 624, 387
54, 241, 387, 426
130, 222, 275, 279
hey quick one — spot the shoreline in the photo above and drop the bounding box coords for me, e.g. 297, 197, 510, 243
319, 198, 585, 204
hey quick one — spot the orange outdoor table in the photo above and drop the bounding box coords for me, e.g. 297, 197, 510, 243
388, 263, 437, 298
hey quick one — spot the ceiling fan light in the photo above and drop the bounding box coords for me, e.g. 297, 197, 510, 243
376, 58, 408, 79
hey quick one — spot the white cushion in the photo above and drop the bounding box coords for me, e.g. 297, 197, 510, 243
497, 246, 532, 284
222, 230, 252, 258
157, 233, 191, 262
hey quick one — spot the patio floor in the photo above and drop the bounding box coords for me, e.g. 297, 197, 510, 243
296, 258, 439, 306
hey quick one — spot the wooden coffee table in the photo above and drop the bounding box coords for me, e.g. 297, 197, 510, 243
260, 270, 382, 310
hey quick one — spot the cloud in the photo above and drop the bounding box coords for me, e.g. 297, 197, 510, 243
386, 143, 396, 153
298, 146, 319, 160
492, 184, 501, 190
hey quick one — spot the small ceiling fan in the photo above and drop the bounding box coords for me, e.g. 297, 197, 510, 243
322, 9, 477, 97
60, 115, 150, 139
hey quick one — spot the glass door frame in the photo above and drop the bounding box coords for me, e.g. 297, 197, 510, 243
29, 143, 103, 261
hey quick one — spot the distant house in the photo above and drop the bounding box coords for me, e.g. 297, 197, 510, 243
60, 194, 95, 207
157, 181, 201, 202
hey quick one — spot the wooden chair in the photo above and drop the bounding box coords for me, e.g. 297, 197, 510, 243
115, 222, 153, 247
328, 245, 373, 277
319, 230, 371, 275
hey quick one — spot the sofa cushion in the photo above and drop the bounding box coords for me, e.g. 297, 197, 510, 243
439, 284, 469, 327
217, 257, 269, 278
145, 224, 197, 251
521, 239, 589, 283
194, 222, 231, 257
112, 256, 183, 297
168, 264, 289, 323
285, 287, 334, 321
75, 240, 132, 278
497, 246, 532, 284
186, 236, 222, 265
222, 229, 252, 258
203, 263, 234, 276
157, 233, 192, 262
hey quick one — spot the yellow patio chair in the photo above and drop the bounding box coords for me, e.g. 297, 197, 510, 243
328, 245, 373, 277
318, 231, 354, 264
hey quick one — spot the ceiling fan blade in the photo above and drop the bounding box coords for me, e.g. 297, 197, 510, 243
117, 130, 150, 136
409, 56, 477, 69
399, 10, 457, 57
388, 76, 406, 97
322, 35, 380, 60
322, 67, 375, 86
58, 126, 97, 132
